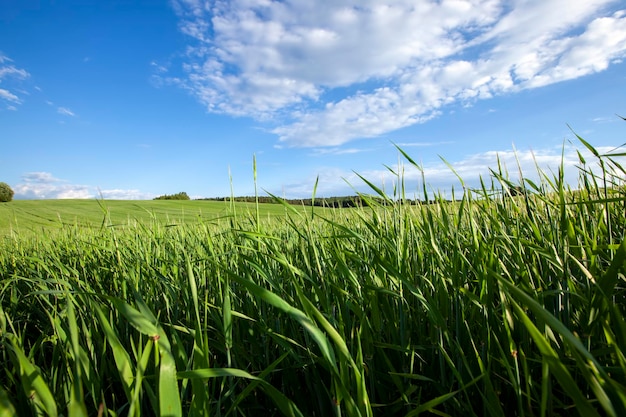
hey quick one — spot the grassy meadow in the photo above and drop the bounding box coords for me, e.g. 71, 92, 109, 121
1, 141, 626, 416
0, 199, 295, 237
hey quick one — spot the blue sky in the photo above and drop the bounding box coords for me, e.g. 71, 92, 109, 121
1, 0, 625, 199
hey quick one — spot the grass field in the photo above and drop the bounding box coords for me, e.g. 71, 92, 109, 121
1, 141, 626, 416
0, 199, 300, 237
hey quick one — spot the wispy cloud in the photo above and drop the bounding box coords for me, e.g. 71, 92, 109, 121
13, 172, 153, 200
169, 1, 626, 147
0, 53, 30, 108
394, 141, 455, 148
0, 88, 20, 103
592, 115, 623, 123
57, 107, 76, 117
310, 147, 370, 156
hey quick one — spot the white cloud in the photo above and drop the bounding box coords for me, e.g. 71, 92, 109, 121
14, 172, 90, 199
0, 65, 29, 80
0, 88, 20, 103
13, 172, 153, 200
57, 107, 76, 117
169, 0, 626, 147
21, 172, 62, 183
0, 53, 30, 107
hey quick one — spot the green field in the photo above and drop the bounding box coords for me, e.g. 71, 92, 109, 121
1, 144, 626, 416
0, 199, 300, 237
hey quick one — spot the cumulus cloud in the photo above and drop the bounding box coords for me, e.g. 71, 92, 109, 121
13, 172, 91, 199
13, 172, 153, 200
168, 0, 626, 147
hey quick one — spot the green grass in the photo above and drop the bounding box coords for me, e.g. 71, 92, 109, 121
1, 138, 626, 416
0, 199, 302, 237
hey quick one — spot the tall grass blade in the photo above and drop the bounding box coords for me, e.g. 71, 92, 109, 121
5, 335, 58, 417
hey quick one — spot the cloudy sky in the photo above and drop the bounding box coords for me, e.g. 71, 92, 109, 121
1, 0, 625, 199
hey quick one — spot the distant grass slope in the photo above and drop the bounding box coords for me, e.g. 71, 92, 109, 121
0, 199, 299, 236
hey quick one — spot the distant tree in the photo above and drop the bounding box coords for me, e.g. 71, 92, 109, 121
0, 182, 14, 202
154, 192, 190, 201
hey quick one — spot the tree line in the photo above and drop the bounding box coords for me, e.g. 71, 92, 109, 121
154, 192, 190, 200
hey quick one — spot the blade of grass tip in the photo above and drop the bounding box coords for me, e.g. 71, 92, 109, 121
383, 162, 400, 200
571, 126, 600, 158
393, 143, 421, 170
439, 155, 466, 189
353, 171, 393, 204
228, 164, 235, 213
263, 189, 303, 217
253, 153, 260, 232
5, 334, 58, 417
311, 175, 319, 220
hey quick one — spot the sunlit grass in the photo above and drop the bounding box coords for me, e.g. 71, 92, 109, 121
1, 137, 626, 416
0, 199, 305, 237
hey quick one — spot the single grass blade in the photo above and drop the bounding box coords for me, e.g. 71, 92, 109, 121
159, 345, 182, 417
